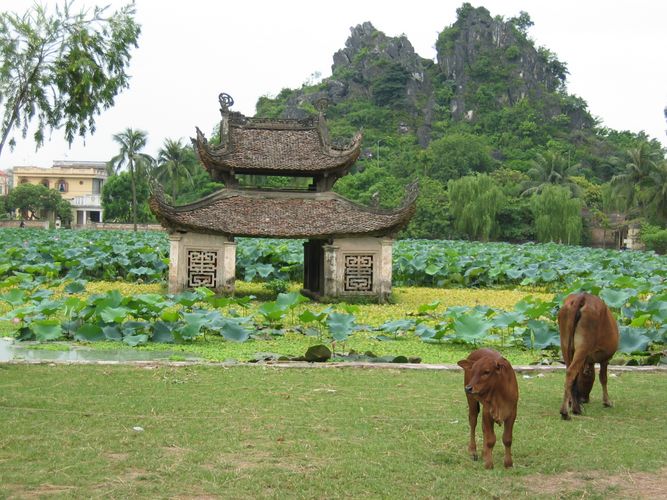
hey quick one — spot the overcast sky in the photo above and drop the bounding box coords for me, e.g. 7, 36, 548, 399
2, 0, 666, 170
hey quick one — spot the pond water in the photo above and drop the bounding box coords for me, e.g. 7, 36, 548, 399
0, 338, 201, 363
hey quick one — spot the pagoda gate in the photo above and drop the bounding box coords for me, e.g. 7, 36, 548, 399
150, 93, 417, 302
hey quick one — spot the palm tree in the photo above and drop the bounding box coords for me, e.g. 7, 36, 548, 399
645, 161, 667, 223
521, 151, 579, 196
610, 142, 661, 214
155, 138, 197, 201
108, 128, 153, 231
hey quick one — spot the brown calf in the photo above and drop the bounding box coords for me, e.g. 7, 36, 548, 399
557, 292, 619, 420
457, 348, 518, 469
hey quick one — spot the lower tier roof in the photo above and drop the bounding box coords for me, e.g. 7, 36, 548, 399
149, 184, 417, 239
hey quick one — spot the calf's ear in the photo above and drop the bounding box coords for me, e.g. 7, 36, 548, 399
457, 360, 471, 370
496, 360, 504, 371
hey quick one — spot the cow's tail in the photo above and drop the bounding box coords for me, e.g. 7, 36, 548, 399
567, 294, 587, 400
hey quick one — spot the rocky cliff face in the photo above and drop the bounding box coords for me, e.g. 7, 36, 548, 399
281, 22, 436, 146
331, 21, 429, 102
436, 4, 565, 121
274, 4, 593, 146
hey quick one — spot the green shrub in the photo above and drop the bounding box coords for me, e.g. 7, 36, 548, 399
641, 226, 667, 254
266, 278, 290, 295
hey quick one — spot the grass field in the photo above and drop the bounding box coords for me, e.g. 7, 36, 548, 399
0, 364, 665, 498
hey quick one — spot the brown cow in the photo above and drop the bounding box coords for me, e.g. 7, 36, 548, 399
557, 292, 619, 420
457, 348, 518, 469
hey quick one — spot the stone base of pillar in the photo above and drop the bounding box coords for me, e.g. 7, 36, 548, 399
168, 232, 236, 294
319, 237, 394, 303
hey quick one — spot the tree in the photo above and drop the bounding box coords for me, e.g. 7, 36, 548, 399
531, 185, 583, 245
425, 133, 496, 182
101, 171, 153, 223
644, 161, 667, 224
521, 151, 579, 196
0, 195, 8, 219
401, 177, 452, 239
108, 128, 153, 231
0, 1, 140, 158
371, 61, 410, 107
610, 142, 662, 216
7, 182, 69, 222
174, 166, 224, 205
448, 174, 506, 241
509, 11, 534, 36
154, 138, 197, 201
55, 198, 73, 226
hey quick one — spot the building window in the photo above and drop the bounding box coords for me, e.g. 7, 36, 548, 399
19, 178, 29, 184
343, 254, 374, 292
187, 250, 219, 288
57, 179, 68, 193
41, 179, 49, 188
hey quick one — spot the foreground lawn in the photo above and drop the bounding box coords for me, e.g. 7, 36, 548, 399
0, 365, 665, 498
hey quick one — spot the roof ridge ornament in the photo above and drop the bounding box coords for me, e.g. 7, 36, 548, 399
218, 92, 234, 112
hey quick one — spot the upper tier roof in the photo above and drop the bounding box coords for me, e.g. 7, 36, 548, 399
192, 93, 362, 179
149, 183, 418, 240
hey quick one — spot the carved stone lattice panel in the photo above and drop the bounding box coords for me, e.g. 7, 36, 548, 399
344, 254, 374, 292
187, 250, 218, 288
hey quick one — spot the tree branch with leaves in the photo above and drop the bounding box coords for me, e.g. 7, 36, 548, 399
0, 1, 140, 158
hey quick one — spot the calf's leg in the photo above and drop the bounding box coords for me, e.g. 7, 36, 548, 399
481, 409, 496, 469
466, 396, 479, 461
502, 415, 515, 468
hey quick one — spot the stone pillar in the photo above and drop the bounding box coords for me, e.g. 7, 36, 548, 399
322, 243, 339, 298
377, 238, 394, 303
167, 232, 235, 294
168, 233, 183, 294
221, 241, 237, 292
303, 241, 311, 291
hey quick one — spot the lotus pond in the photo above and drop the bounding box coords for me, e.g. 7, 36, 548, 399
0, 229, 665, 364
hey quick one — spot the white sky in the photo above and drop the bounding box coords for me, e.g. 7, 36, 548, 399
1, 0, 666, 170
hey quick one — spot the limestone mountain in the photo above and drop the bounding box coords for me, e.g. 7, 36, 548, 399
436, 4, 589, 128
251, 3, 663, 241
260, 4, 595, 151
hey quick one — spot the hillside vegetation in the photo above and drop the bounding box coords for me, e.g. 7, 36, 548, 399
252, 3, 667, 246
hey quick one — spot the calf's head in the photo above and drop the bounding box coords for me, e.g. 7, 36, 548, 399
457, 356, 510, 397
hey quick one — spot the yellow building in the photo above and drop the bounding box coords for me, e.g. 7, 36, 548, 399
12, 161, 107, 224
0, 170, 9, 196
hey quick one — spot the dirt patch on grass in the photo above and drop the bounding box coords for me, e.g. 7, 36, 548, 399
523, 467, 667, 499
214, 447, 323, 475
93, 468, 152, 491
3, 483, 77, 498
162, 445, 190, 457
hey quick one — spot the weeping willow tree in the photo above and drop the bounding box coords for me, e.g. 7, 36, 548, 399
531, 185, 583, 244
448, 174, 506, 241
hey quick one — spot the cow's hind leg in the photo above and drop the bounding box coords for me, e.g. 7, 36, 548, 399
502, 415, 515, 468
578, 362, 595, 404
561, 351, 587, 419
466, 395, 479, 461
600, 360, 613, 407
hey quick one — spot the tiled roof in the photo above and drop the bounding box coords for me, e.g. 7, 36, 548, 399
149, 184, 418, 239
192, 112, 362, 176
